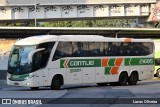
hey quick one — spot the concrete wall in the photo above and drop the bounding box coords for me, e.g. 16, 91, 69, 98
0, 39, 16, 55
0, 39, 16, 71
0, 0, 7, 5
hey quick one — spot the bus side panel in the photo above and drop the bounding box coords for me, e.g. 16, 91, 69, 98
33, 69, 44, 87
95, 67, 107, 83
66, 68, 83, 84
140, 65, 154, 80
102, 66, 130, 83
83, 68, 95, 84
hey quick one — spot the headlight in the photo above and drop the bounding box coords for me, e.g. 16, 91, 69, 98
24, 74, 33, 80
24, 77, 29, 80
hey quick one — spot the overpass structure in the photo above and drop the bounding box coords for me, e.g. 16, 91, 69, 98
0, 0, 157, 23
0, 0, 160, 39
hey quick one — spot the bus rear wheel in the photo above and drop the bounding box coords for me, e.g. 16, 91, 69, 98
128, 72, 138, 85
51, 76, 62, 90
156, 69, 160, 78
118, 72, 128, 86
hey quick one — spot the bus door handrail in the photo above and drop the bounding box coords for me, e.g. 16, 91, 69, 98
28, 48, 45, 63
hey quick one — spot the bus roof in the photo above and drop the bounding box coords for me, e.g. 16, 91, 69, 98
15, 35, 153, 45
15, 35, 58, 45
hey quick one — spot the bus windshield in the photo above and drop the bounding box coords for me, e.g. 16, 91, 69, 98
8, 45, 36, 75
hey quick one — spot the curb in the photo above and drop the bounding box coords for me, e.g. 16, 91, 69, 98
153, 77, 159, 80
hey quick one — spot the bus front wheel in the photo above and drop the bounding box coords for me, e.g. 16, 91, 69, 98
51, 76, 62, 90
156, 69, 160, 78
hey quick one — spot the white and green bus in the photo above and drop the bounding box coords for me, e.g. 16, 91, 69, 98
6, 35, 154, 90
154, 39, 160, 77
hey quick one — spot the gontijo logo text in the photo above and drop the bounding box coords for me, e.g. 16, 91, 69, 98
60, 58, 154, 68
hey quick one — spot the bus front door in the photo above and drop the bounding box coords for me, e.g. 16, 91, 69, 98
33, 69, 45, 86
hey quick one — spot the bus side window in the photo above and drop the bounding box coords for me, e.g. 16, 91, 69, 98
118, 42, 132, 56
88, 42, 102, 56
33, 51, 43, 71
53, 42, 72, 60
105, 42, 118, 56
72, 42, 89, 57
72, 42, 81, 57
141, 43, 151, 55
54, 50, 64, 59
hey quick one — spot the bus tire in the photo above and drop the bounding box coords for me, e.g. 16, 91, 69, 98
30, 87, 39, 90
156, 68, 160, 78
128, 72, 138, 85
97, 83, 108, 86
51, 76, 62, 90
118, 72, 128, 86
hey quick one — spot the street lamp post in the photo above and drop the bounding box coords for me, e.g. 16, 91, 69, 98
34, 0, 37, 26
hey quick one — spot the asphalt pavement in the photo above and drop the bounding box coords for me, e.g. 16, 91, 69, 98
0, 79, 160, 107
0, 55, 8, 80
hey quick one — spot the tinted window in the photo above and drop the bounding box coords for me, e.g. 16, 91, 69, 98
33, 42, 54, 71
52, 42, 153, 60
155, 58, 160, 65
53, 42, 72, 60
104, 42, 153, 56
88, 42, 103, 56
73, 42, 89, 57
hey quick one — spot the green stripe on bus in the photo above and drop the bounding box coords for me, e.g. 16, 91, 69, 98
60, 59, 65, 68
105, 67, 111, 75
125, 58, 154, 66
108, 58, 116, 66
124, 58, 131, 66
60, 57, 154, 68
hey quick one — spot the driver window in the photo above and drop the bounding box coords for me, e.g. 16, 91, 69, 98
33, 51, 43, 71
33, 42, 54, 70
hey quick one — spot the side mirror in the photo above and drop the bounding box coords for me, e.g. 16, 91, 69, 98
28, 48, 45, 63
1, 50, 11, 60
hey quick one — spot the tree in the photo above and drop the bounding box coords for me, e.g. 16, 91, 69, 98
0, 19, 134, 27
